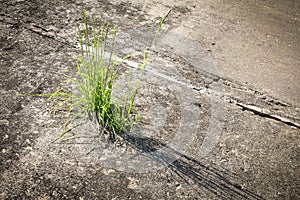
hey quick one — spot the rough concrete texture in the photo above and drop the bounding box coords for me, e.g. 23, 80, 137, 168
0, 0, 299, 199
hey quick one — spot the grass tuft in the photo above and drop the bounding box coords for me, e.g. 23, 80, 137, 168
24, 10, 170, 143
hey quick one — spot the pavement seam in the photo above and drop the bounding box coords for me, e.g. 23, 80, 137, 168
236, 102, 300, 129
120, 55, 300, 129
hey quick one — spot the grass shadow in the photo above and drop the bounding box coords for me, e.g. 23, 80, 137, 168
119, 133, 264, 200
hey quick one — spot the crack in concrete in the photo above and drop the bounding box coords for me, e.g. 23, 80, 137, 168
155, 51, 300, 129
117, 55, 300, 129
236, 102, 300, 129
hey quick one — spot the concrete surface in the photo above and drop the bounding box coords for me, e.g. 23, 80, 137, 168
0, 0, 299, 199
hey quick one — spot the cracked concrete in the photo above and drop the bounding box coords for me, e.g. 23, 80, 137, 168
1, 0, 299, 199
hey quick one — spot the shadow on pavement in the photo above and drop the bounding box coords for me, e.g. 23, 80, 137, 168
120, 133, 264, 200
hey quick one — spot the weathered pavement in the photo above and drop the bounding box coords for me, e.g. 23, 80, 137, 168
0, 0, 299, 199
